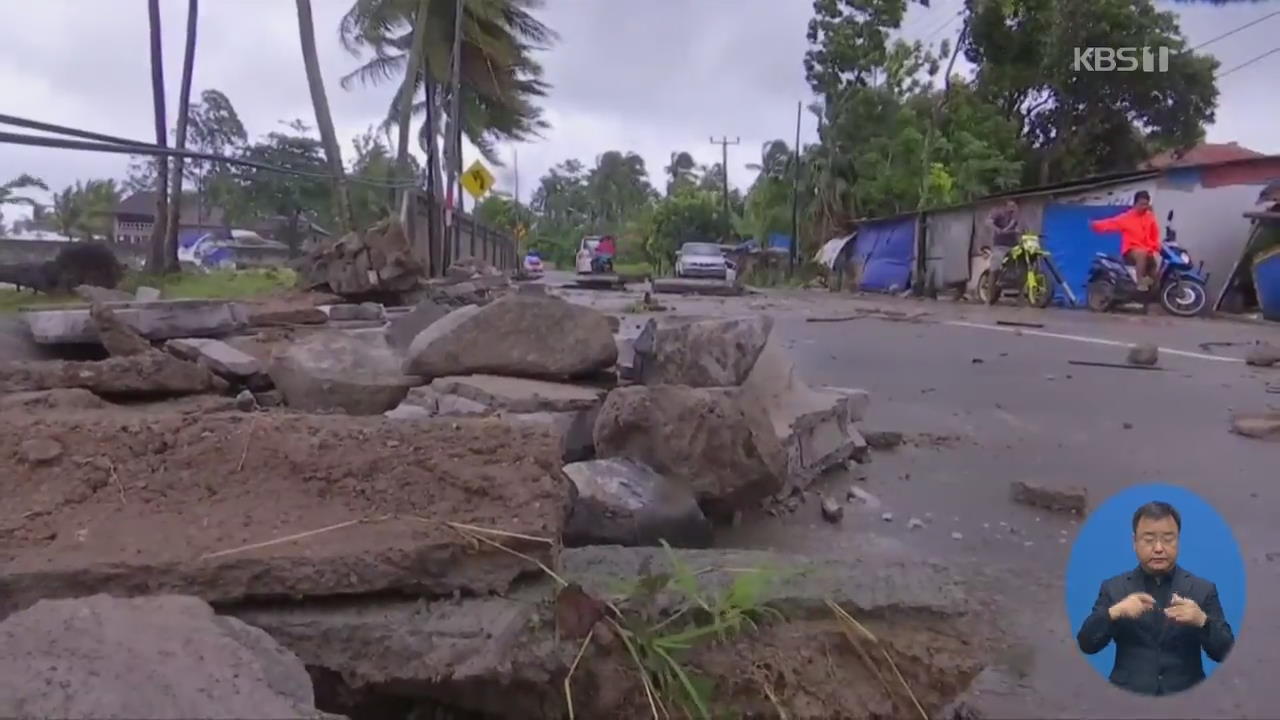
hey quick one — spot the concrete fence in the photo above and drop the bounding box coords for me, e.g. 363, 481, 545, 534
407, 193, 518, 277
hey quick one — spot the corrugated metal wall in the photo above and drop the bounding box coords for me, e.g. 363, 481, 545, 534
923, 208, 974, 287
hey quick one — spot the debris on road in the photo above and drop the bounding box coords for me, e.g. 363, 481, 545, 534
563, 458, 712, 548
951, 531, 964, 540
996, 320, 1044, 328
1068, 359, 1166, 371
1127, 343, 1159, 366
296, 216, 422, 298
820, 495, 844, 523
0, 595, 326, 720
1246, 343, 1280, 367
632, 315, 773, 387
847, 486, 881, 509
268, 331, 418, 415
650, 277, 743, 296
881, 511, 894, 522
864, 429, 905, 449
908, 517, 926, 530
1009, 480, 1088, 515
1230, 412, 1280, 440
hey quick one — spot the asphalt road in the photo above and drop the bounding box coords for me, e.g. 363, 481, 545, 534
562, 279, 1280, 718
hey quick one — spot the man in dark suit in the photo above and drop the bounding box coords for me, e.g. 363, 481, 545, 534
1076, 501, 1235, 695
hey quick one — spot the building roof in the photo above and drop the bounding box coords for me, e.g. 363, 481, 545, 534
115, 191, 224, 226
1143, 142, 1266, 170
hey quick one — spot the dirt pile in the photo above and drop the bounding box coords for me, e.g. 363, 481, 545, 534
0, 410, 569, 617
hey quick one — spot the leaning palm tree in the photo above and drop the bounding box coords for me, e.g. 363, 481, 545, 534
338, 0, 555, 208
0, 174, 47, 209
296, 0, 356, 234
165, 0, 199, 272
146, 0, 170, 273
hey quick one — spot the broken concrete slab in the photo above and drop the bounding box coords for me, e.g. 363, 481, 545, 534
74, 284, 133, 303
1246, 343, 1280, 367
562, 458, 712, 548
593, 385, 786, 522
325, 302, 385, 322
0, 594, 326, 720
232, 545, 978, 720
90, 304, 154, 357
166, 338, 262, 379
430, 375, 605, 414
821, 386, 871, 422
0, 412, 568, 618
864, 429, 905, 449
22, 300, 246, 345
383, 403, 436, 421
503, 410, 597, 463
384, 299, 449, 354
134, 286, 161, 302
0, 388, 108, 412
650, 277, 743, 296
404, 295, 617, 380
740, 334, 860, 490
0, 317, 61, 363
268, 331, 419, 415
0, 353, 220, 397
1230, 412, 1280, 440
632, 315, 773, 387
246, 304, 329, 327
1008, 480, 1087, 515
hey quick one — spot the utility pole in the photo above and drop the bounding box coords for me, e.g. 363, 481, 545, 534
449, 0, 464, 252
709, 136, 739, 241
789, 101, 802, 274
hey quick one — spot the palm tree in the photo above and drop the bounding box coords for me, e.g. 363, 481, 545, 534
296, 0, 356, 234
664, 151, 696, 195
165, 0, 200, 272
0, 174, 47, 210
146, 0, 170, 273
338, 0, 555, 208
746, 140, 792, 182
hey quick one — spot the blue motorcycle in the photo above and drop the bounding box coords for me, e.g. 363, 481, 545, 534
1085, 210, 1209, 317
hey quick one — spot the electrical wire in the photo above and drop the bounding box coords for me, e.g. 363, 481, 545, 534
0, 115, 418, 190
1191, 8, 1280, 51
1215, 44, 1280, 78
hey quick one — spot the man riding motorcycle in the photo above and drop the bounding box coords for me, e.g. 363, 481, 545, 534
1090, 191, 1160, 293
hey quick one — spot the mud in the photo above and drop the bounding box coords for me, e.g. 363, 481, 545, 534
0, 410, 570, 617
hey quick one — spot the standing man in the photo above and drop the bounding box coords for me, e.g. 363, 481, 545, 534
986, 198, 1021, 278
1090, 191, 1161, 292
1076, 501, 1235, 696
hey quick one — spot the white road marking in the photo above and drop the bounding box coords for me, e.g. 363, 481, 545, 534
941, 320, 1244, 363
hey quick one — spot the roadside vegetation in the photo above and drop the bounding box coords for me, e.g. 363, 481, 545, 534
0, 268, 296, 313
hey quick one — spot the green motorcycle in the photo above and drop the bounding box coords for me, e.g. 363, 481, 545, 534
979, 232, 1059, 308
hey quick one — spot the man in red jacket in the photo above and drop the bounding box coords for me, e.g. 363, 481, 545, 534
1091, 191, 1162, 291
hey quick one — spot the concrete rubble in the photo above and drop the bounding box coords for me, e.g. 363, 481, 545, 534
0, 352, 220, 397
1230, 412, 1280, 440
404, 295, 617, 380
325, 302, 386, 322
165, 337, 264, 381
631, 315, 773, 387
593, 384, 788, 522
74, 284, 133, 303
1246, 343, 1280, 367
269, 331, 419, 415
1127, 342, 1159, 366
22, 299, 246, 345
296, 217, 422, 297
0, 595, 328, 720
383, 299, 449, 354
562, 458, 712, 548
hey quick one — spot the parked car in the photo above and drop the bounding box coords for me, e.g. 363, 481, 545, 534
674, 242, 728, 279
522, 250, 544, 278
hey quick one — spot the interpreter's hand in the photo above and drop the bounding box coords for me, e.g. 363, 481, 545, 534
1108, 592, 1156, 620
1164, 593, 1207, 628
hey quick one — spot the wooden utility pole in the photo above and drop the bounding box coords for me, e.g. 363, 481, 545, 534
709, 136, 739, 241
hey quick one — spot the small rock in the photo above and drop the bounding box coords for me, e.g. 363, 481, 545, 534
783, 496, 801, 513
971, 358, 984, 364
908, 517, 925, 530
847, 486, 882, 510
1122, 421, 1133, 430
881, 512, 894, 522
134, 286, 161, 302
1245, 344, 1280, 368
1009, 479, 1087, 515
1127, 343, 1159, 367
233, 390, 257, 412
1230, 412, 1280, 440
1044, 374, 1055, 381
820, 497, 844, 523
864, 430, 904, 450
951, 531, 964, 540
253, 390, 284, 408
383, 404, 436, 421
20, 437, 64, 465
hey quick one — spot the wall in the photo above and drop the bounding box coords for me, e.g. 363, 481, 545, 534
1054, 179, 1156, 207
0, 238, 146, 268
1157, 174, 1268, 305
411, 192, 517, 277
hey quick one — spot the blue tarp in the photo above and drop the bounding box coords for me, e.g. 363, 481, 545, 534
855, 217, 915, 293
767, 233, 792, 251
1041, 204, 1131, 306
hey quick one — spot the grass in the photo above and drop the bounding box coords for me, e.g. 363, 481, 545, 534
612, 261, 653, 277
0, 268, 297, 313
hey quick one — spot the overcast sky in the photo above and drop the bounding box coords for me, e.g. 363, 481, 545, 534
1, 0, 1277, 219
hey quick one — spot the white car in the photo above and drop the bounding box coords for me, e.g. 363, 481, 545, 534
522, 252, 544, 277
674, 242, 728, 279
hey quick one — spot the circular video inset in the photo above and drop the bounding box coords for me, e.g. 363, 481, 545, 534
1065, 483, 1246, 697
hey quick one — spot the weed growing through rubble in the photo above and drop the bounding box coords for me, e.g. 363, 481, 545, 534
607, 541, 785, 719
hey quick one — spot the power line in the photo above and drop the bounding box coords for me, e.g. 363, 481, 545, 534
1216, 44, 1280, 78
1191, 8, 1280, 51
922, 10, 963, 43
0, 115, 417, 190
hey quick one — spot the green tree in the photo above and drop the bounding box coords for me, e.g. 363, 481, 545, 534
587, 151, 655, 225
664, 151, 698, 195
646, 189, 720, 273
963, 0, 1219, 183
0, 174, 47, 212
237, 120, 335, 254
187, 89, 247, 229
50, 180, 122, 240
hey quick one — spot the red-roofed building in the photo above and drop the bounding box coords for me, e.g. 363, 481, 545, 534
1143, 142, 1266, 170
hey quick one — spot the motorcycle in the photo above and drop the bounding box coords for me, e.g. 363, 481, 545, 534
1085, 210, 1208, 317
979, 232, 1058, 308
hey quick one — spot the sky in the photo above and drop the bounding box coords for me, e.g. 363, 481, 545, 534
1, 0, 1277, 221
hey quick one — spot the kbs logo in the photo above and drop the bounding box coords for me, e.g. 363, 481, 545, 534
1073, 47, 1171, 73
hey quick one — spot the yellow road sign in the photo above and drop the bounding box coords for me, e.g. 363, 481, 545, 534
461, 160, 495, 200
